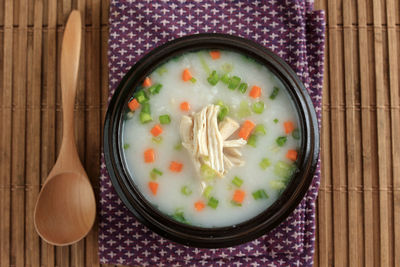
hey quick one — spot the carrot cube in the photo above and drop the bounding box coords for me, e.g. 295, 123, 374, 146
286, 149, 298, 161
148, 181, 158, 195
233, 189, 245, 204
180, 101, 190, 111
143, 77, 152, 87
209, 51, 221, 60
169, 161, 183, 172
194, 201, 205, 211
144, 148, 155, 163
182, 69, 193, 82
238, 120, 256, 140
128, 98, 140, 111
284, 121, 295, 134
249, 86, 261, 98
150, 124, 163, 137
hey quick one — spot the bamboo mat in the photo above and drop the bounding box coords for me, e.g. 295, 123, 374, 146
0, 0, 399, 266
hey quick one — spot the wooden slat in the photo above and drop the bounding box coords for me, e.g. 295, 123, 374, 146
0, 0, 13, 266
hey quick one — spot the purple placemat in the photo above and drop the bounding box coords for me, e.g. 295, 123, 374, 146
99, 1, 325, 266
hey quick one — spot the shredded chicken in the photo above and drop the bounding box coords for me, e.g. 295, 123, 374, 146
179, 104, 247, 178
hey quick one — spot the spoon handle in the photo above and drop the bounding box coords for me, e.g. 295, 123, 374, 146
60, 11, 82, 151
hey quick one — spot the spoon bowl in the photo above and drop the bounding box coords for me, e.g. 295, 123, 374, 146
34, 10, 96, 246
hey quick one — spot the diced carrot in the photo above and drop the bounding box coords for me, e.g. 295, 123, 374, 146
286, 149, 298, 161
150, 124, 163, 137
128, 98, 140, 111
182, 69, 193, 82
180, 101, 190, 111
144, 148, 155, 163
169, 161, 183, 172
249, 86, 261, 98
194, 201, 205, 211
209, 50, 221, 60
148, 181, 159, 195
232, 189, 245, 204
238, 120, 256, 140
283, 121, 295, 134
143, 77, 152, 87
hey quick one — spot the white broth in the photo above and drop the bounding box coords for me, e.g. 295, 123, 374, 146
121, 50, 300, 227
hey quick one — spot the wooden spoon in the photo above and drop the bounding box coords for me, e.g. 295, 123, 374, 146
34, 10, 96, 246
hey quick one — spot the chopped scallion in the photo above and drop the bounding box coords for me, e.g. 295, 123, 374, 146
254, 124, 266, 135
156, 66, 167, 76
276, 136, 287, 147
207, 70, 219, 86
259, 158, 271, 170
151, 136, 163, 144
140, 112, 152, 124
203, 185, 213, 198
237, 100, 251, 118
274, 161, 296, 179
228, 76, 241, 90
150, 168, 163, 180
207, 197, 219, 209
232, 176, 243, 187
273, 118, 279, 124
221, 73, 230, 84
172, 209, 187, 223
123, 143, 130, 150
190, 77, 197, 83
292, 128, 300, 140
152, 168, 163, 176
252, 189, 269, 200
238, 82, 248, 94
201, 164, 217, 181
231, 200, 242, 207
247, 135, 257, 147
141, 103, 151, 113
181, 185, 192, 196
148, 83, 163, 95
270, 180, 286, 190
174, 142, 183, 150
134, 90, 149, 104
198, 53, 210, 74
252, 101, 265, 114
159, 114, 171, 124
269, 86, 280, 99
221, 63, 233, 73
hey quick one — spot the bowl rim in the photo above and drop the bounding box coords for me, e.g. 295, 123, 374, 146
104, 33, 319, 248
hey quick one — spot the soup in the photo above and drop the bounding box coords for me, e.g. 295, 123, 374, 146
121, 50, 300, 227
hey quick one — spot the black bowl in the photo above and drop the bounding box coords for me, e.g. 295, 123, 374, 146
104, 34, 319, 248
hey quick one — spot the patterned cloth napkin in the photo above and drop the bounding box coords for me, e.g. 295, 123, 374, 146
99, 0, 325, 266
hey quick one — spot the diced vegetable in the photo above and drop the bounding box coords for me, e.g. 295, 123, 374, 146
259, 158, 271, 170
237, 100, 252, 118
190, 77, 196, 83
269, 86, 280, 99
207, 70, 220, 86
182, 69, 193, 82
283, 121, 295, 134
152, 136, 163, 144
232, 189, 245, 204
221, 73, 230, 84
148, 83, 163, 95
174, 142, 183, 150
140, 112, 153, 124
202, 185, 213, 198
270, 180, 286, 190
215, 101, 229, 121
249, 86, 261, 98
232, 176, 243, 187
123, 143, 130, 150
148, 181, 158, 195
286, 149, 298, 161
276, 136, 287, 147
134, 90, 149, 104
180, 101, 190, 111
209, 50, 221, 59
181, 185, 192, 196
231, 200, 242, 207
274, 161, 296, 179
221, 63, 233, 73
194, 201, 205, 211
252, 101, 265, 114
273, 118, 279, 124
200, 164, 217, 181
198, 53, 211, 74
228, 76, 241, 90
172, 209, 187, 223
143, 77, 152, 87
156, 65, 167, 76
169, 161, 183, 172
247, 135, 257, 147
128, 98, 141, 111
207, 197, 219, 209
141, 102, 150, 113
238, 120, 256, 140
292, 128, 300, 140
238, 83, 248, 94
159, 114, 171, 124
150, 124, 163, 137
152, 168, 163, 176
144, 149, 155, 163
150, 168, 163, 180
254, 124, 266, 135
252, 189, 269, 200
